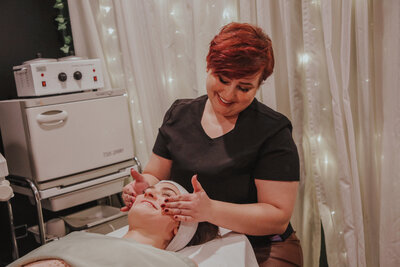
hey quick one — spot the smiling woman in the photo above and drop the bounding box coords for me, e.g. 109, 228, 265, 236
122, 22, 303, 267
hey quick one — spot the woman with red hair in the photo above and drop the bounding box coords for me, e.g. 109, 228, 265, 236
123, 22, 303, 266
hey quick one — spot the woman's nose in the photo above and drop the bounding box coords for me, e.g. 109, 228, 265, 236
221, 84, 237, 100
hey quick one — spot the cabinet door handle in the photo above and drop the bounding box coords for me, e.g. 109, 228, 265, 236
36, 110, 68, 126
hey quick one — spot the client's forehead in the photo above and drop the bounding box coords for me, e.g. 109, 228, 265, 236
154, 182, 179, 195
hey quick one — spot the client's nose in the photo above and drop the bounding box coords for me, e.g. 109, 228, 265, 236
144, 189, 156, 199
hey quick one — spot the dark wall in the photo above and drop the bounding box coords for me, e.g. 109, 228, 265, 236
0, 1, 69, 265
0, 0, 67, 101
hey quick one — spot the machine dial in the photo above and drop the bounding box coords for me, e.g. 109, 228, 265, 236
58, 72, 67, 82
73, 71, 82, 80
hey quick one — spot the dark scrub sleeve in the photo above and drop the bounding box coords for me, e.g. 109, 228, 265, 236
152, 100, 180, 159
253, 126, 300, 181
153, 130, 171, 159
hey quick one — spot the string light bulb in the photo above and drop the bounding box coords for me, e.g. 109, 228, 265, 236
222, 7, 233, 20
101, 6, 111, 13
324, 155, 329, 165
298, 53, 311, 65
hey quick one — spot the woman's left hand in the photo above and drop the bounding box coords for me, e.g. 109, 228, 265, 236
161, 175, 212, 222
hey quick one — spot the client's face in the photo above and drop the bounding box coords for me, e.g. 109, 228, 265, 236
128, 182, 180, 243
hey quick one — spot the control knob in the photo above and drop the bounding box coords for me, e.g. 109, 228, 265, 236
73, 71, 82, 80
58, 72, 67, 82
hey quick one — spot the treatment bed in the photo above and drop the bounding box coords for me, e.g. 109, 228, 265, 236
8, 226, 258, 267
108, 226, 258, 266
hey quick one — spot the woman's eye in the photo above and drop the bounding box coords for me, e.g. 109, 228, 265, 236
218, 76, 229, 84
162, 193, 171, 197
239, 87, 250, 92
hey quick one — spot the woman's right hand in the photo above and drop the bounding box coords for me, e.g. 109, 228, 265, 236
120, 168, 150, 211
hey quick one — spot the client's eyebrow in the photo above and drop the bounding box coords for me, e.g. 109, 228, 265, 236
161, 187, 178, 195
146, 185, 179, 195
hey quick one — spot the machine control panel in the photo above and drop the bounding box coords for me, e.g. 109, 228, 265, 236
13, 56, 104, 97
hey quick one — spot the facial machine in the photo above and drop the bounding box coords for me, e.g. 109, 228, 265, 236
0, 57, 139, 249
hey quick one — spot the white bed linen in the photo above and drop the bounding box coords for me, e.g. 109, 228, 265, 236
107, 226, 258, 267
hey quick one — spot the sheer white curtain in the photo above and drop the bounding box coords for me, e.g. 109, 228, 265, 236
68, 1, 399, 266
68, 0, 238, 164
255, 1, 399, 267
375, 2, 400, 267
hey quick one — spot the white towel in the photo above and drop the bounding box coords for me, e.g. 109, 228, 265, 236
158, 180, 198, 252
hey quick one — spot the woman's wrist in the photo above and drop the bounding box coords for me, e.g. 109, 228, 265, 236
207, 199, 220, 224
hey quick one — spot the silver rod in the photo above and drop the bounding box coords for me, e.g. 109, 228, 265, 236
7, 200, 19, 260
133, 156, 142, 173
24, 178, 46, 244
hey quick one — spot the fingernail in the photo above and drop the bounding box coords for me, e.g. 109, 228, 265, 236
164, 208, 169, 212
174, 216, 178, 219
164, 199, 169, 202
161, 204, 165, 208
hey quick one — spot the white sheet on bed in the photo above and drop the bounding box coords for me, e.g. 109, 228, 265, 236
107, 226, 258, 267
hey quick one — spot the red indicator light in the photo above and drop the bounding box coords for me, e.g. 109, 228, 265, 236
41, 73, 44, 77
42, 81, 46, 87
93, 76, 97, 81
93, 69, 96, 72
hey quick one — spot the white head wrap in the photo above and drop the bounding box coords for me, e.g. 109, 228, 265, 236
158, 180, 198, 252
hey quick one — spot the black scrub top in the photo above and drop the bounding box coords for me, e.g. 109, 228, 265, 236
153, 95, 299, 246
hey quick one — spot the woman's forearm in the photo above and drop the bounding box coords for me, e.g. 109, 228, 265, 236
141, 153, 172, 186
207, 180, 298, 235
208, 200, 289, 236
163, 178, 297, 235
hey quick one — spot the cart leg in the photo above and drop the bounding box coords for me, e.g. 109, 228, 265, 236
24, 178, 46, 244
7, 200, 19, 260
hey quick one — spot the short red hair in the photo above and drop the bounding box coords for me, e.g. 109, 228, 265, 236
206, 22, 274, 85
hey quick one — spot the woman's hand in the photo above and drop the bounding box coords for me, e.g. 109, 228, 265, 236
120, 168, 150, 211
161, 175, 213, 222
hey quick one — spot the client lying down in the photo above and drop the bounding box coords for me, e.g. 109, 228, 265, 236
8, 180, 219, 267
